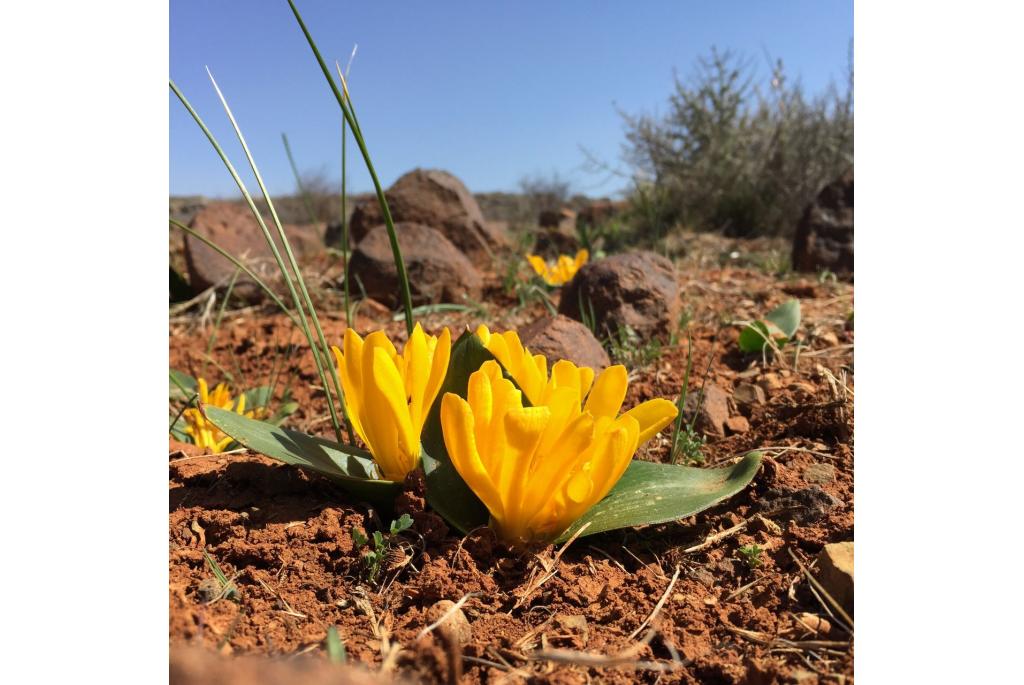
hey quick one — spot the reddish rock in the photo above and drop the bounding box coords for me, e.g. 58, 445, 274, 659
559, 251, 680, 342
816, 542, 854, 615
347, 223, 483, 308
534, 208, 581, 258
792, 168, 853, 275
685, 384, 733, 438
184, 202, 323, 301
349, 169, 507, 263
576, 199, 626, 229
517, 315, 611, 371
725, 415, 750, 434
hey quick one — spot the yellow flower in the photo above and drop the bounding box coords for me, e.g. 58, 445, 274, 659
440, 357, 679, 544
474, 324, 676, 446
527, 249, 588, 286
332, 323, 452, 481
185, 378, 261, 452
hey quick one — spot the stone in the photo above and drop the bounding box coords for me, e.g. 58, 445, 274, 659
792, 168, 853, 275
576, 199, 626, 229
734, 383, 766, 407
755, 486, 841, 524
816, 542, 853, 615
758, 373, 783, 392
184, 202, 323, 301
347, 223, 483, 308
724, 415, 750, 434
802, 463, 836, 485
517, 315, 610, 371
559, 251, 681, 342
348, 169, 507, 263
425, 599, 472, 646
684, 383, 732, 438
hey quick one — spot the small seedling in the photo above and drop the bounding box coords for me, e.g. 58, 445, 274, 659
669, 332, 716, 465
738, 544, 764, 569
351, 514, 414, 584
738, 299, 801, 355
606, 324, 663, 369
201, 550, 240, 602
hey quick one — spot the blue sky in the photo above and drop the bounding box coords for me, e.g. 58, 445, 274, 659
170, 0, 852, 199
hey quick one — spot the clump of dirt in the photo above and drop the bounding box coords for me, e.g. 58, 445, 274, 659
170, 234, 853, 683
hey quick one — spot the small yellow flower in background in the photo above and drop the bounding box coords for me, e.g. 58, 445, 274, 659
332, 323, 452, 481
441, 344, 679, 544
184, 378, 261, 452
527, 249, 588, 286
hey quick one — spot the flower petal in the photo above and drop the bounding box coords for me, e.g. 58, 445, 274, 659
623, 398, 679, 446
441, 392, 504, 519
583, 364, 628, 419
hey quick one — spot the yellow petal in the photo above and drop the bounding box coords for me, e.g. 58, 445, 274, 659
371, 346, 418, 470
583, 364, 628, 419
623, 398, 679, 446
527, 255, 548, 278
421, 327, 452, 431
441, 393, 504, 519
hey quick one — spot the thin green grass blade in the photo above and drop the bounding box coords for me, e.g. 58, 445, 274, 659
204, 68, 353, 442
288, 0, 415, 335
170, 77, 346, 443
169, 219, 300, 328
201, 267, 240, 379
203, 406, 400, 505
281, 132, 319, 224
170, 369, 197, 401
669, 330, 694, 464
556, 452, 763, 541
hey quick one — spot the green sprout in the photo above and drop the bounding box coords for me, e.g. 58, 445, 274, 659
351, 514, 414, 584
738, 544, 765, 569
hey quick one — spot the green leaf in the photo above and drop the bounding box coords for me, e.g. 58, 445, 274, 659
203, 406, 401, 505
268, 401, 300, 426
420, 330, 494, 533
557, 451, 763, 541
241, 385, 274, 411
739, 299, 801, 352
391, 513, 414, 534
325, 626, 347, 664
169, 415, 190, 442
170, 369, 197, 401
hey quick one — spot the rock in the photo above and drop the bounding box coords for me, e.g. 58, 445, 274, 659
792, 168, 853, 275
559, 251, 681, 342
184, 202, 323, 301
517, 315, 610, 371
816, 542, 853, 615
725, 415, 750, 434
684, 384, 732, 438
793, 612, 832, 636
426, 599, 472, 646
533, 229, 581, 258
349, 169, 507, 263
538, 207, 577, 230
802, 463, 836, 485
734, 383, 766, 407
576, 200, 626, 229
755, 486, 841, 524
758, 373, 783, 392
348, 223, 483, 308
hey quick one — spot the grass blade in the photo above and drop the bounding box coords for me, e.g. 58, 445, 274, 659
287, 0, 415, 335
281, 132, 319, 225
169, 78, 346, 443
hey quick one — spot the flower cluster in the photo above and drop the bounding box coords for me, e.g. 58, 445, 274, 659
332, 323, 451, 481
527, 249, 588, 286
184, 378, 263, 452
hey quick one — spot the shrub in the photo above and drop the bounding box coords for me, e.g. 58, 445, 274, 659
620, 47, 853, 239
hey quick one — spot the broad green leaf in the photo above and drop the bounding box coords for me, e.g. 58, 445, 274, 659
557, 451, 762, 541
169, 415, 190, 442
203, 406, 401, 505
766, 299, 801, 339
268, 401, 300, 426
420, 330, 494, 533
739, 299, 801, 352
325, 626, 347, 664
242, 385, 274, 411
170, 369, 198, 401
